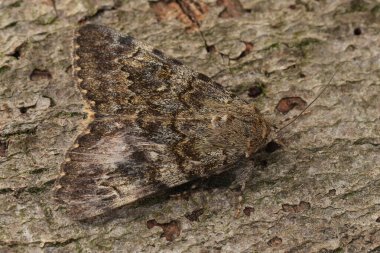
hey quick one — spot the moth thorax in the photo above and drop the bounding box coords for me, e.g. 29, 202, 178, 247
246, 119, 271, 158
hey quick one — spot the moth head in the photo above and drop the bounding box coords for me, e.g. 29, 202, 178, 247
210, 111, 271, 158
245, 113, 272, 158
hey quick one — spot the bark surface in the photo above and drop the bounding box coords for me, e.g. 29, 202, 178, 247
0, 0, 379, 252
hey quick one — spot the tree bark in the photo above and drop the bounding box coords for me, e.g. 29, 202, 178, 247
0, 0, 379, 252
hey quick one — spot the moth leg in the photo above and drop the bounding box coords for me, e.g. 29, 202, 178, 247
231, 164, 254, 218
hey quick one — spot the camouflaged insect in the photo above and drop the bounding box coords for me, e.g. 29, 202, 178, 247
55, 24, 271, 220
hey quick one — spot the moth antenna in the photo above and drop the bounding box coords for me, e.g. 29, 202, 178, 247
275, 68, 339, 135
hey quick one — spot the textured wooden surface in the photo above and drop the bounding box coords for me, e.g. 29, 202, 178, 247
0, 0, 379, 252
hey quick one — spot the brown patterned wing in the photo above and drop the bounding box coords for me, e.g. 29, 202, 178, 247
54, 24, 270, 220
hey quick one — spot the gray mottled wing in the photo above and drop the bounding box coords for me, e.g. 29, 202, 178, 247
54, 24, 266, 220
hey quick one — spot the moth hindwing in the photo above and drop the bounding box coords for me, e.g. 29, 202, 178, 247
55, 24, 271, 220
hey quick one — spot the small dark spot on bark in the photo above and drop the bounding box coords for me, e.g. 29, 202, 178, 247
19, 107, 28, 114
242, 41, 253, 55
247, 85, 262, 98
232, 41, 254, 60
30, 69, 52, 81
353, 27, 362, 35
276, 97, 307, 114
320, 247, 345, 253
327, 189, 336, 197
0, 140, 8, 157
147, 219, 158, 229
161, 220, 181, 241
0, 188, 13, 194
282, 204, 294, 212
289, 4, 297, 10
243, 206, 255, 216
8, 44, 23, 59
346, 46, 357, 54
152, 49, 165, 58
147, 219, 181, 241
29, 168, 46, 174
299, 72, 306, 78
298, 201, 311, 211
185, 208, 204, 221
197, 73, 211, 82
265, 141, 281, 153
376, 217, 380, 223
206, 45, 216, 53
267, 236, 282, 246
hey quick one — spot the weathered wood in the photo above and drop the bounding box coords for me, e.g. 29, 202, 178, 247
0, 0, 379, 252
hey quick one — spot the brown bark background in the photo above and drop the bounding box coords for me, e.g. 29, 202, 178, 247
1, 0, 379, 252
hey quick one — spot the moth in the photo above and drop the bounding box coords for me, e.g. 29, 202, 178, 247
55, 24, 272, 220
